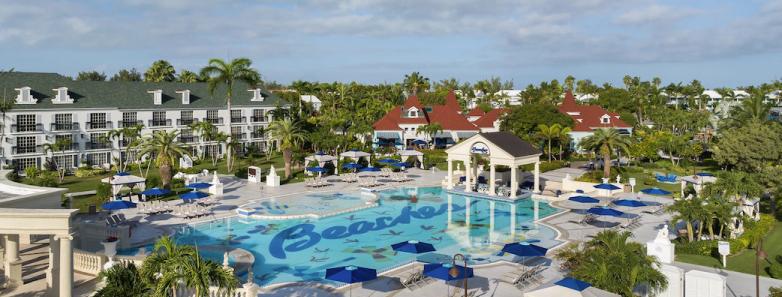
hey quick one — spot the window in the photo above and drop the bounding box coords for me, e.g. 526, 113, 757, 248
122, 112, 138, 127
207, 110, 218, 119
15, 114, 37, 132
89, 132, 109, 149
231, 110, 243, 123
16, 136, 37, 153
152, 111, 168, 126
407, 108, 419, 118
53, 114, 73, 130
55, 134, 74, 150
600, 115, 610, 124
252, 109, 265, 122
180, 129, 195, 143
86, 152, 109, 166
51, 154, 75, 170
181, 110, 193, 120
231, 126, 243, 139
15, 157, 38, 173
90, 113, 107, 129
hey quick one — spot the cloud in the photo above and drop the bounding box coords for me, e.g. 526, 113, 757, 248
615, 4, 699, 26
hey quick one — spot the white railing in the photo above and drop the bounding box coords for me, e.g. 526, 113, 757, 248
73, 250, 106, 275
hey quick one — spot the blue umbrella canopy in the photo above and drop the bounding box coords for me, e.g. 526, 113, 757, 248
587, 207, 625, 217
185, 182, 212, 189
568, 195, 600, 204
342, 163, 363, 169
180, 191, 209, 200
141, 187, 171, 196
696, 172, 714, 177
411, 139, 428, 145
423, 263, 474, 281
640, 188, 672, 195
555, 277, 592, 291
306, 166, 326, 173
378, 158, 398, 164
325, 266, 377, 284
115, 171, 131, 176
392, 240, 436, 254
101, 200, 137, 210
613, 199, 648, 207
501, 242, 548, 257
593, 183, 621, 190
392, 162, 409, 167
360, 167, 381, 172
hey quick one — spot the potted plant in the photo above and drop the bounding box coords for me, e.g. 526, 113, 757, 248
101, 236, 119, 270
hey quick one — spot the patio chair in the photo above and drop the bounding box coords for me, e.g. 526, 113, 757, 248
400, 270, 423, 290
578, 214, 595, 225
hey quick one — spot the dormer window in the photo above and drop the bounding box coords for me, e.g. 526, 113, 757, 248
52, 87, 73, 104
176, 89, 191, 105
15, 86, 37, 104
249, 88, 264, 102
148, 89, 163, 105
407, 107, 420, 118
600, 114, 611, 124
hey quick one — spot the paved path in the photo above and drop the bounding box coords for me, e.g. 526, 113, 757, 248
673, 262, 782, 297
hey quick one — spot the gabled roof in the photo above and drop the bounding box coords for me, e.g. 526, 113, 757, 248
428, 105, 479, 131
472, 109, 507, 128
559, 91, 631, 132
467, 107, 486, 117
372, 92, 482, 132
480, 132, 541, 157
403, 95, 424, 109
443, 90, 461, 110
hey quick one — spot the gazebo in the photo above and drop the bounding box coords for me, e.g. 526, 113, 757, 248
445, 132, 541, 198
101, 173, 146, 197
397, 149, 424, 169
339, 150, 372, 174
305, 152, 337, 173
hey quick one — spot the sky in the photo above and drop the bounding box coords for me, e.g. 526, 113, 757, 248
1, 0, 781, 88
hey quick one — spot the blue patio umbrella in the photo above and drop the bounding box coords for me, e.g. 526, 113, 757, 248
501, 242, 548, 258
392, 162, 409, 167
613, 199, 648, 207
342, 163, 363, 170
568, 195, 599, 204
115, 171, 131, 176
640, 187, 672, 195
392, 240, 436, 254
180, 191, 209, 201
412, 139, 428, 145
141, 187, 171, 196
306, 166, 326, 173
423, 263, 474, 281
593, 183, 621, 190
101, 200, 137, 211
185, 182, 211, 189
696, 172, 714, 177
378, 158, 398, 164
360, 167, 381, 172
587, 207, 625, 217
325, 266, 377, 297
555, 277, 592, 291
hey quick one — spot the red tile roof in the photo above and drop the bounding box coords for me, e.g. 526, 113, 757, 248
467, 107, 486, 117
444, 90, 461, 110
558, 91, 631, 132
373, 91, 485, 132
473, 109, 508, 128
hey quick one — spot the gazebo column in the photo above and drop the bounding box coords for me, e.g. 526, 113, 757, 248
510, 166, 518, 198
489, 163, 496, 196
446, 158, 454, 190
533, 161, 541, 194
464, 158, 472, 192
58, 234, 73, 297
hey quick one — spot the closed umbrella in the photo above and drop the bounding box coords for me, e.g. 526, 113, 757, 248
325, 266, 377, 297
392, 240, 435, 254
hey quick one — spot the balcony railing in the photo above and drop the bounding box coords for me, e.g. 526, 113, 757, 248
11, 123, 44, 133
178, 136, 199, 144
148, 119, 172, 127
230, 116, 246, 124
87, 142, 112, 150
118, 120, 143, 128
50, 122, 79, 131
250, 116, 267, 123
120, 138, 139, 148
203, 117, 224, 125
86, 121, 113, 130
177, 118, 198, 126
12, 145, 43, 154
231, 133, 246, 140
250, 132, 265, 139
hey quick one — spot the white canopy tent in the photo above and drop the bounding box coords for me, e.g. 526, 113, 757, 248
397, 149, 424, 169
339, 150, 372, 174
101, 174, 147, 197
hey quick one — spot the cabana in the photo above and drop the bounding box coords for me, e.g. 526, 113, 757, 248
680, 174, 717, 197
397, 149, 424, 169
305, 152, 337, 173
339, 150, 372, 174
101, 174, 146, 197
445, 132, 541, 198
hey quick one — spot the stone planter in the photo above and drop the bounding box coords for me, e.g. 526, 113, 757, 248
101, 238, 118, 270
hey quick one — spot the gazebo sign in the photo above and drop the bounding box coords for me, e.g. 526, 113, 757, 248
470, 142, 490, 155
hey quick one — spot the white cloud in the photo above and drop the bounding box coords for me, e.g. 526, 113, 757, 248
615, 4, 698, 25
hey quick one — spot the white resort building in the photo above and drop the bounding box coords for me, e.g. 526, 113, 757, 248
0, 72, 284, 173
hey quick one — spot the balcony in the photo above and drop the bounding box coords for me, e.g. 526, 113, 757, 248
118, 120, 143, 128
178, 136, 199, 144
231, 133, 246, 140
177, 118, 199, 126
87, 142, 112, 150
120, 138, 139, 148
12, 145, 43, 154
250, 116, 267, 123
50, 122, 79, 131
86, 121, 113, 130
231, 116, 246, 124
251, 131, 265, 139
148, 119, 172, 127
203, 117, 224, 125
11, 124, 44, 133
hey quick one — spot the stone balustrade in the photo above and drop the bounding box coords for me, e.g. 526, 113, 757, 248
73, 250, 106, 275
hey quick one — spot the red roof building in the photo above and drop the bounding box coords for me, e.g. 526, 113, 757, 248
373, 90, 506, 148
558, 91, 633, 150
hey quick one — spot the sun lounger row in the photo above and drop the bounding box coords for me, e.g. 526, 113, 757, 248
501, 264, 545, 289
399, 268, 431, 291
106, 213, 136, 227
642, 205, 665, 215
137, 200, 172, 215
172, 204, 212, 219
358, 177, 382, 187
340, 173, 359, 183
379, 167, 394, 177
612, 216, 642, 230
389, 172, 412, 182
305, 177, 332, 188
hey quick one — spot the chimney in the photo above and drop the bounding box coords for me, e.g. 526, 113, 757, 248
249, 88, 264, 102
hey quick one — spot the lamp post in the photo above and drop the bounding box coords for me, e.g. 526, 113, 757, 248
756, 239, 767, 297
448, 253, 468, 297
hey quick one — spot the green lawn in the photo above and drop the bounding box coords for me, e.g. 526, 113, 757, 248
677, 221, 782, 277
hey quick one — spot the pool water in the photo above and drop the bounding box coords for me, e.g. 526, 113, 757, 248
241, 192, 370, 217
130, 186, 561, 286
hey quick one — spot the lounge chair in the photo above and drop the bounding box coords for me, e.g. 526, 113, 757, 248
578, 214, 595, 225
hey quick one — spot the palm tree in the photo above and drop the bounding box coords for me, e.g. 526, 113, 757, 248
557, 125, 572, 160
417, 123, 443, 149
190, 121, 218, 161
402, 72, 430, 95
200, 58, 261, 128
144, 60, 176, 82
666, 196, 704, 242
224, 136, 241, 173
103, 129, 125, 170
580, 128, 632, 178
94, 262, 151, 297
119, 125, 144, 172
266, 119, 305, 179
173, 248, 238, 297
43, 138, 73, 183
537, 124, 561, 161
728, 93, 771, 127
138, 131, 188, 188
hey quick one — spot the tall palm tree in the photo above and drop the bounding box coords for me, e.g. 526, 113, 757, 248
200, 58, 261, 128
103, 129, 125, 170
172, 248, 238, 297
417, 123, 443, 149
190, 121, 218, 160
43, 138, 72, 183
138, 131, 188, 188
666, 196, 704, 242
144, 60, 176, 82
537, 124, 561, 161
580, 128, 632, 178
224, 136, 241, 173
266, 119, 305, 179
402, 72, 430, 95
94, 262, 151, 297
119, 125, 144, 172
557, 125, 572, 160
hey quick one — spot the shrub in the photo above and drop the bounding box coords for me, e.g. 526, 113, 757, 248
771, 286, 782, 297
234, 166, 248, 179
770, 263, 782, 279
146, 175, 161, 188
170, 178, 185, 190
6, 171, 20, 182
75, 167, 104, 177
179, 167, 200, 174
33, 171, 60, 187
728, 237, 749, 254
24, 167, 39, 178
97, 183, 111, 199
521, 160, 566, 173
675, 239, 718, 257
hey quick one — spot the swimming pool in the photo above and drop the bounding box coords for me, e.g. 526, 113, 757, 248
132, 186, 562, 286
238, 191, 372, 217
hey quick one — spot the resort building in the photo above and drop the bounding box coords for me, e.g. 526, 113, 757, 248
372, 91, 505, 149
0, 72, 283, 173
300, 94, 322, 111
558, 91, 632, 151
